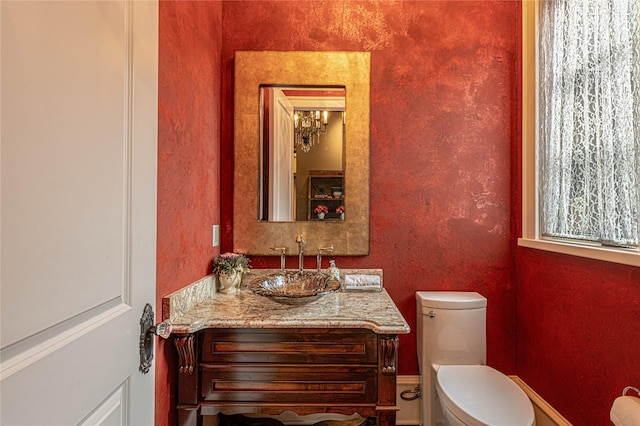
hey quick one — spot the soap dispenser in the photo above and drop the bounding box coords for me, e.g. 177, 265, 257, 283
327, 260, 340, 281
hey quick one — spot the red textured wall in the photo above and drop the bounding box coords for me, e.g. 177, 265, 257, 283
220, 1, 520, 377
156, 2, 222, 425
516, 249, 640, 425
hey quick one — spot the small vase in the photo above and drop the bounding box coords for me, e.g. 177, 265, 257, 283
317, 212, 325, 219
340, 212, 345, 221
218, 270, 242, 294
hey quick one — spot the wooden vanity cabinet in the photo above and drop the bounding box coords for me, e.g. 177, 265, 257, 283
173, 328, 400, 426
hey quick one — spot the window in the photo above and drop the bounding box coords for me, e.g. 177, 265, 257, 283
520, 1, 640, 266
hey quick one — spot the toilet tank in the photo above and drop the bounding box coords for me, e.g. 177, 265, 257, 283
416, 291, 487, 367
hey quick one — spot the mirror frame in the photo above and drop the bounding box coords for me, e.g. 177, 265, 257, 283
234, 51, 370, 256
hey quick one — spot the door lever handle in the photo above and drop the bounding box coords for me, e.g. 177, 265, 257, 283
139, 303, 172, 374
150, 320, 172, 339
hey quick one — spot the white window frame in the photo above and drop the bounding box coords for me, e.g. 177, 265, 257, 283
519, 0, 640, 267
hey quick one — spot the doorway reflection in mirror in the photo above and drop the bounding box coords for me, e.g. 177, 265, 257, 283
259, 85, 346, 223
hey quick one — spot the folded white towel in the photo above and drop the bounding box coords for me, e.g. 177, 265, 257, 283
344, 274, 380, 285
610, 395, 640, 426
343, 274, 382, 291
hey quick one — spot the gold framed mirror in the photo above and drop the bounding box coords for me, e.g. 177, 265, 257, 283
233, 51, 370, 255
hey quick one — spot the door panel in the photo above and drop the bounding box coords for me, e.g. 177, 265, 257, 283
268, 88, 294, 221
79, 385, 128, 426
1, 0, 129, 349
0, 1, 158, 424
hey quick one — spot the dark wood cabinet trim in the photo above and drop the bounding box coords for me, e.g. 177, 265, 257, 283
173, 328, 399, 426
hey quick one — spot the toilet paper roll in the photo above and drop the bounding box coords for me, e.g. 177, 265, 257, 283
610, 395, 640, 426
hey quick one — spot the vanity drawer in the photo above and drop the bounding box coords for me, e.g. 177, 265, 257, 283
201, 328, 377, 364
200, 364, 377, 403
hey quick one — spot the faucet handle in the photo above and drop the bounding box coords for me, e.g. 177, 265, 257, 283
295, 234, 304, 244
270, 247, 287, 271
316, 246, 335, 271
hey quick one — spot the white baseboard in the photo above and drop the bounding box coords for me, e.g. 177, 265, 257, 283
397, 375, 421, 425
509, 376, 573, 426
399, 375, 572, 426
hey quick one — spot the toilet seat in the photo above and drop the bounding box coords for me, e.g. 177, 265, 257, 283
436, 365, 535, 426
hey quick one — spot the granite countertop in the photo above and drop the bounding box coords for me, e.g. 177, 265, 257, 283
164, 269, 410, 335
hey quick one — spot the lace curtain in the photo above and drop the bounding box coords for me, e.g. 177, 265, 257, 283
538, 0, 640, 248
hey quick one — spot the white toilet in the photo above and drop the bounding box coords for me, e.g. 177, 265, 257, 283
416, 291, 535, 426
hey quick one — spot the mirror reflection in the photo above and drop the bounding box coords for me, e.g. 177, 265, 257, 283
259, 85, 346, 222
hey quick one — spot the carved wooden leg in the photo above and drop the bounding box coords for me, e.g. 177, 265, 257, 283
377, 410, 397, 426
174, 334, 196, 375
376, 334, 400, 425
177, 405, 202, 426
174, 334, 200, 425
380, 334, 398, 376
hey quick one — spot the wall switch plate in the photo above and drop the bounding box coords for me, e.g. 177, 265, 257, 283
212, 225, 219, 247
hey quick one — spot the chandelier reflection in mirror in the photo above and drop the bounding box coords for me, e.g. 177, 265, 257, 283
294, 110, 328, 153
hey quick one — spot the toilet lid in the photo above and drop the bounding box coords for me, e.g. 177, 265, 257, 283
436, 365, 534, 426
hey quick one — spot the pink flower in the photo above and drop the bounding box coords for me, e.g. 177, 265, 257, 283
212, 252, 249, 275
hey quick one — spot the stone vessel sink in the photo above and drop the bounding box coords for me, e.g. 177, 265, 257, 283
249, 271, 340, 305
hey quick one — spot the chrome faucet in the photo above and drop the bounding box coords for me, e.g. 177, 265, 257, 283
317, 246, 334, 271
295, 234, 305, 271
270, 247, 286, 271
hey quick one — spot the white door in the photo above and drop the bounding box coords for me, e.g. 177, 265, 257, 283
1, 1, 158, 425
268, 88, 295, 221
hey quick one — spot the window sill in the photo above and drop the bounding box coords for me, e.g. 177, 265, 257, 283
518, 238, 640, 267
